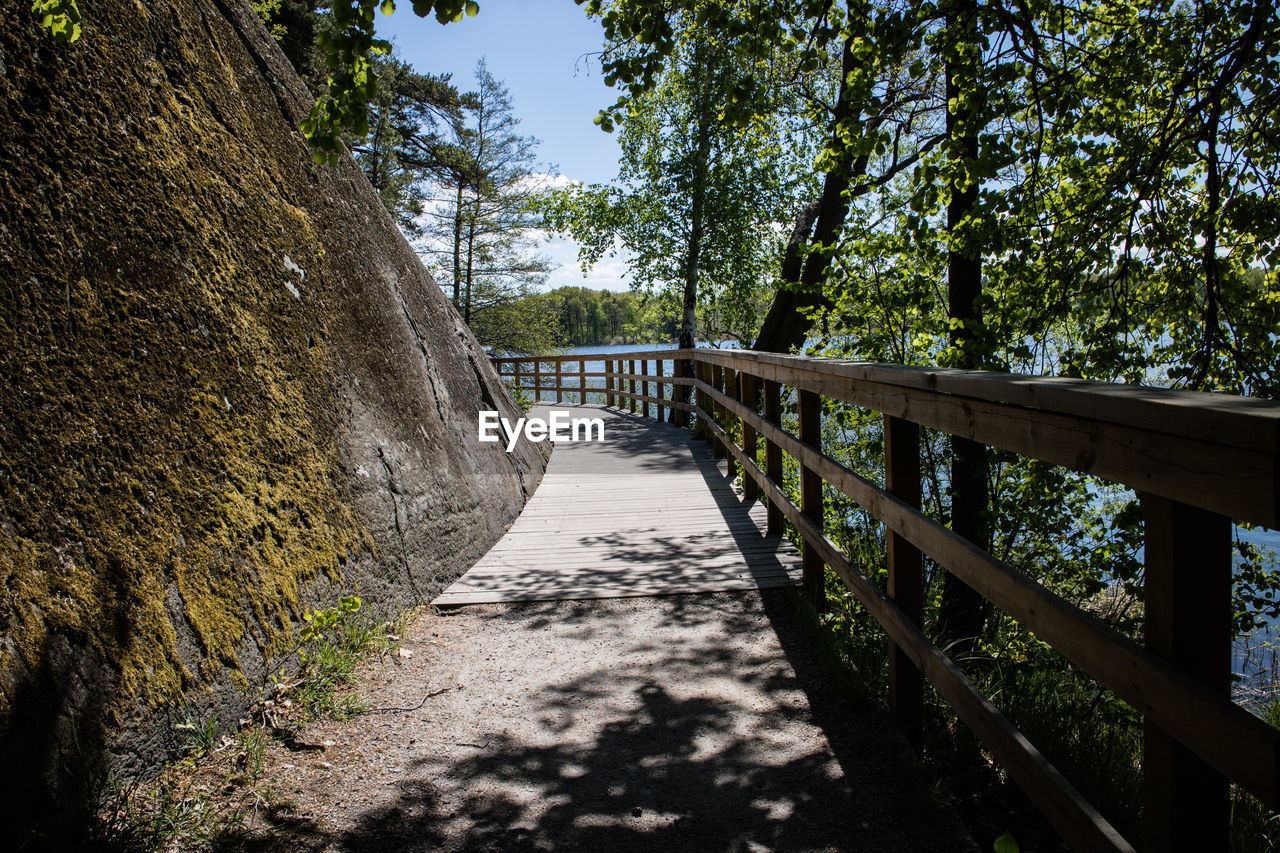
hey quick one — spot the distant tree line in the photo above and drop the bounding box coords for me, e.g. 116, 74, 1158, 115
533, 286, 674, 347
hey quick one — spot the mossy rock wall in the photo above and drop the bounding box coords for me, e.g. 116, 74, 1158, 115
0, 0, 545, 828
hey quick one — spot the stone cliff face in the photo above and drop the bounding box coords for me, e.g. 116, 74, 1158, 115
0, 0, 544, 828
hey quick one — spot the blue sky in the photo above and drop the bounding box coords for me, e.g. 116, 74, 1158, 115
376, 0, 633, 291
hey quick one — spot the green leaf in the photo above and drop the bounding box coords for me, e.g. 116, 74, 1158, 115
380, 0, 395, 15
32, 0, 81, 43
993, 832, 1019, 853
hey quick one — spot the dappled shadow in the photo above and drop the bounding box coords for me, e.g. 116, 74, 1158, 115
245, 593, 973, 852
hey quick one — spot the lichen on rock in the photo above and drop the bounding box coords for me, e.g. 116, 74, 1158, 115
0, 0, 543, 836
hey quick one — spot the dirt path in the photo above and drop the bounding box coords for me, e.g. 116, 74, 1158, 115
241, 592, 976, 852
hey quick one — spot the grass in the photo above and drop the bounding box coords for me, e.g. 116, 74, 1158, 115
91, 725, 268, 852
88, 594, 408, 852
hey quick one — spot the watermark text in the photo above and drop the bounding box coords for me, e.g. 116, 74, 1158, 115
478, 410, 605, 452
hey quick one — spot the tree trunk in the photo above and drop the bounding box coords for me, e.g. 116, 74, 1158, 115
937, 0, 990, 649
753, 32, 861, 354
452, 183, 464, 309
675, 52, 715, 420
1194, 96, 1222, 390
464, 197, 477, 324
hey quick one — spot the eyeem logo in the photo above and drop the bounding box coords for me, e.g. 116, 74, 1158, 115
478, 410, 605, 452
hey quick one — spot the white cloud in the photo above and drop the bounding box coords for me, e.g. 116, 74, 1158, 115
539, 232, 633, 292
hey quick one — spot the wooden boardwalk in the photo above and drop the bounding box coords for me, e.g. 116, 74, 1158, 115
433, 405, 801, 606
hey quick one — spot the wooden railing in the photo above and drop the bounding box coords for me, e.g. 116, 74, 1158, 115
491, 348, 1280, 852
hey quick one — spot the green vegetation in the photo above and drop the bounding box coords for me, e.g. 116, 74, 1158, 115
536, 23, 811, 350
537, 286, 673, 347
31, 0, 80, 43
414, 60, 557, 352
283, 595, 375, 719
352, 49, 468, 238
90, 596, 403, 852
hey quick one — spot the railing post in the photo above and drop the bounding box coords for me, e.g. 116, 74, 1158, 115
885, 415, 924, 747
555, 359, 562, 404
798, 388, 825, 610
678, 356, 693, 428
641, 358, 650, 419
579, 359, 586, 405
1142, 494, 1231, 852
606, 360, 614, 407
695, 360, 712, 444
740, 373, 758, 501
711, 364, 725, 458
724, 367, 738, 479
628, 359, 636, 414
533, 359, 542, 405
763, 379, 783, 536
656, 359, 665, 423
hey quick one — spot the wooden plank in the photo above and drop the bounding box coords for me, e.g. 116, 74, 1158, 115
723, 367, 738, 478
552, 372, 692, 384
434, 407, 802, 607
641, 358, 650, 419
693, 349, 1280, 453
1143, 496, 1232, 852
492, 348, 696, 364
656, 360, 665, 423
711, 364, 726, 459
629, 360, 636, 414
433, 573, 799, 606
455, 560, 797, 581
590, 390, 695, 412
699, 377, 1280, 807
741, 372, 759, 502
694, 360, 712, 447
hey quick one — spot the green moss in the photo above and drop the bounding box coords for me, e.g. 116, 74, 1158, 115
0, 0, 373, 725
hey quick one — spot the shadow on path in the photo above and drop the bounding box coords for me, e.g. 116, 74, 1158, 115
240, 593, 972, 852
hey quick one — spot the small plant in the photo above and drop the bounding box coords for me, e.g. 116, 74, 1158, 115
174, 708, 220, 759
281, 595, 380, 720
994, 832, 1020, 853
508, 379, 535, 413
92, 761, 243, 852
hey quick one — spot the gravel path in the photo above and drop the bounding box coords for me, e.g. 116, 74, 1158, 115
243, 591, 976, 852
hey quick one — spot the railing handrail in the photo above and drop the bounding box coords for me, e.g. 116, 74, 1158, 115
700, 349, 1280, 448
491, 348, 1280, 851
490, 347, 696, 363
695, 349, 1280, 528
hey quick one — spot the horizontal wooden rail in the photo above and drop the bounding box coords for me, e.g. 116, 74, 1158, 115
491, 348, 695, 364
491, 347, 1280, 850
498, 372, 695, 386
694, 350, 1280, 528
